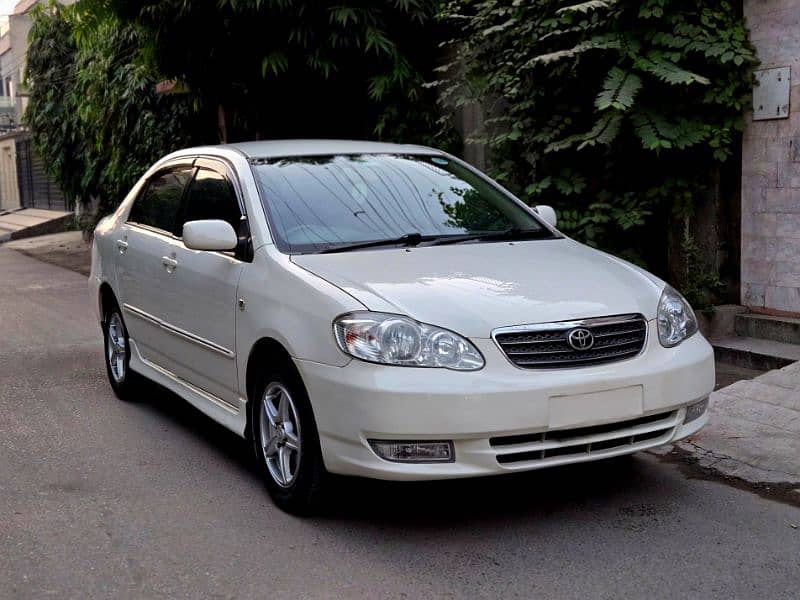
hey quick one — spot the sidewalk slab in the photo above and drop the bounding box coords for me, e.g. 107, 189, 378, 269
0, 208, 73, 243
712, 335, 800, 370
0, 213, 46, 227
736, 312, 800, 345
654, 361, 800, 485
17, 208, 71, 220
720, 378, 800, 411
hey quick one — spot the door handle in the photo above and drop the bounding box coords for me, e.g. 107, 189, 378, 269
116, 240, 128, 254
161, 256, 178, 273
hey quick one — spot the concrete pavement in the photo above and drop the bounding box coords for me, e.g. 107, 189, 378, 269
670, 364, 800, 484
0, 208, 73, 243
1, 247, 799, 599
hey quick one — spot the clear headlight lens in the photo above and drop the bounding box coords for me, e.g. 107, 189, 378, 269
657, 285, 698, 348
333, 312, 484, 370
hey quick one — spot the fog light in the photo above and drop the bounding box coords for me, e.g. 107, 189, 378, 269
684, 397, 709, 424
368, 440, 454, 463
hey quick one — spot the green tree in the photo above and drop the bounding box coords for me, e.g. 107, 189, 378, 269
25, 0, 457, 221
82, 0, 454, 146
25, 2, 194, 218
436, 0, 757, 305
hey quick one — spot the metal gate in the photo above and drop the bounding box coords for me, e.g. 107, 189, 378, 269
16, 136, 68, 211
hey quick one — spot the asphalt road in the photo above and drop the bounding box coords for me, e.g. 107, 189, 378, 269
1, 247, 799, 599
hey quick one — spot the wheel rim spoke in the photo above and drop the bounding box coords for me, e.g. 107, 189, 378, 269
278, 393, 289, 422
284, 428, 299, 451
278, 446, 291, 484
264, 394, 279, 427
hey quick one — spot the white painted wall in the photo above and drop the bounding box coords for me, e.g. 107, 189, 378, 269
0, 136, 18, 210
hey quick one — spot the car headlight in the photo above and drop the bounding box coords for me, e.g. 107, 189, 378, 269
333, 312, 484, 370
657, 285, 698, 348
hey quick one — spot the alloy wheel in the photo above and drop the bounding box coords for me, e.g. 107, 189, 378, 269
107, 312, 127, 384
259, 382, 302, 488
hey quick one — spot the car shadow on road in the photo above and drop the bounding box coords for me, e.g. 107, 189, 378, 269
136, 380, 668, 527
321, 456, 651, 529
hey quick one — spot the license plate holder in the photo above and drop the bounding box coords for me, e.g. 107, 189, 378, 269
548, 385, 644, 429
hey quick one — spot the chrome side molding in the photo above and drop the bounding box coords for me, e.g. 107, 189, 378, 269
123, 303, 235, 359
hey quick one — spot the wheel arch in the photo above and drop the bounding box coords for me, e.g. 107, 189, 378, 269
244, 337, 296, 438
98, 282, 118, 324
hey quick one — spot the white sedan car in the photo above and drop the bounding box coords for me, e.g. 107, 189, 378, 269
90, 140, 714, 513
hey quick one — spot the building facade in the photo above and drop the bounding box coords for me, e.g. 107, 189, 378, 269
741, 0, 800, 316
0, 0, 72, 212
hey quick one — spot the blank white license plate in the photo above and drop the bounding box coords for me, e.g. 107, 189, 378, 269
548, 385, 644, 429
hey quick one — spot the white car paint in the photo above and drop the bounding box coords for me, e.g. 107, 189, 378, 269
90, 140, 714, 480
183, 219, 238, 251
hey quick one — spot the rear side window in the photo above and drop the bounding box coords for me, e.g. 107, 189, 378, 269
128, 167, 193, 233
180, 169, 243, 233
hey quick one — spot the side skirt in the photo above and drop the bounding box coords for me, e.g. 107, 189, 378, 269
128, 338, 248, 437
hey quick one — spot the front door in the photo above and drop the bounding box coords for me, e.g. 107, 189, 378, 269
155, 161, 247, 406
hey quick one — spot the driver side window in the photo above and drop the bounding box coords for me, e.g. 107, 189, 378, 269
179, 168, 243, 234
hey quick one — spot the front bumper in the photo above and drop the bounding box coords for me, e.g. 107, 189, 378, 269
297, 321, 714, 480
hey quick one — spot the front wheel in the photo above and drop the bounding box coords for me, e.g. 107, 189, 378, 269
251, 363, 328, 514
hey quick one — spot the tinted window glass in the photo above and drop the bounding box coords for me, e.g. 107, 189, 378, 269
252, 154, 547, 254
181, 169, 242, 233
128, 168, 192, 233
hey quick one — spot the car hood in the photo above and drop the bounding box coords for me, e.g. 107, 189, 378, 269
291, 239, 664, 338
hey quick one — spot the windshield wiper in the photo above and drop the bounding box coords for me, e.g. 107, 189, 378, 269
430, 227, 555, 246
319, 232, 429, 254
318, 227, 555, 253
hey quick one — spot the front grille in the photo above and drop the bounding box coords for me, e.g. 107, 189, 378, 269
491, 410, 678, 465
493, 314, 647, 369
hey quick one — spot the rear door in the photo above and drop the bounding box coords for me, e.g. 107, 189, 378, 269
155, 159, 248, 405
116, 164, 194, 365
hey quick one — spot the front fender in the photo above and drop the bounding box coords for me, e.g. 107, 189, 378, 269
235, 245, 365, 396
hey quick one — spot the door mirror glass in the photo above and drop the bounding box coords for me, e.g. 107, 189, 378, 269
535, 205, 557, 228
183, 219, 238, 251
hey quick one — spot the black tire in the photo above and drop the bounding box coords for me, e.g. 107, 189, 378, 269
250, 360, 328, 514
102, 302, 140, 401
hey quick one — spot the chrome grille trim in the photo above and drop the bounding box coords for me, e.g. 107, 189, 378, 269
492, 313, 647, 369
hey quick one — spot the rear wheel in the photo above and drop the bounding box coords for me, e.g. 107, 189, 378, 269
251, 363, 328, 514
103, 304, 140, 400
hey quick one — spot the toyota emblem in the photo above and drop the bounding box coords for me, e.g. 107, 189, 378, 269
567, 328, 594, 350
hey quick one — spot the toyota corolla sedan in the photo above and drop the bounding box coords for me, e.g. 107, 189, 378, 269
90, 140, 714, 513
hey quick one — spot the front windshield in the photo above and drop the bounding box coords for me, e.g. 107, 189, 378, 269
252, 153, 550, 254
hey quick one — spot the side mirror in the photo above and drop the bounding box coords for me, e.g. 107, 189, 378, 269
535, 205, 557, 228
183, 219, 238, 252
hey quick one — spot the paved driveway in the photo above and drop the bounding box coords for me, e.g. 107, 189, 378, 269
1, 247, 798, 599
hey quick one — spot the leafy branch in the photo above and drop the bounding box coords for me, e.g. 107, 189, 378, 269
437, 0, 757, 298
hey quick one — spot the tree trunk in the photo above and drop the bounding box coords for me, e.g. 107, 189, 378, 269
217, 104, 228, 144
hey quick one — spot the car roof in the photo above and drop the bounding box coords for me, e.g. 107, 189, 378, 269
222, 139, 440, 160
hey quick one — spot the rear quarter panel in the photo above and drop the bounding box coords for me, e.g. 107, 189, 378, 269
89, 214, 123, 323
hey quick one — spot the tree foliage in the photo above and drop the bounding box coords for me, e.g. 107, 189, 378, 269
25, 0, 454, 219
25, 2, 194, 217
80, 0, 453, 146
436, 0, 757, 303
